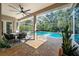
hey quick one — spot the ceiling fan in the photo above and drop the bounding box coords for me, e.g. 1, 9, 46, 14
8, 4, 31, 16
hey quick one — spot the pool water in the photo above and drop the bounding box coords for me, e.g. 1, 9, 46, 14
35, 31, 62, 39
74, 34, 79, 44
35, 31, 79, 44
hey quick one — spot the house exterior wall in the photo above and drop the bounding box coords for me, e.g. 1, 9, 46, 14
1, 15, 17, 34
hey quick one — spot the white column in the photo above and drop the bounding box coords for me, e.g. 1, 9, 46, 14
3, 21, 6, 33
18, 21, 21, 31
33, 15, 36, 40
73, 9, 75, 40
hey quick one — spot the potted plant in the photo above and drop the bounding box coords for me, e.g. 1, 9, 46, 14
59, 25, 78, 56
0, 36, 11, 51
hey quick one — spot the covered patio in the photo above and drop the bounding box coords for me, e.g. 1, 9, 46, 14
0, 3, 75, 56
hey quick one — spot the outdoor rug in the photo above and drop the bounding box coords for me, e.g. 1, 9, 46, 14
25, 37, 47, 49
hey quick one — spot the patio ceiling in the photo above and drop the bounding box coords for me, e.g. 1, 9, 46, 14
19, 3, 70, 20
2, 3, 53, 19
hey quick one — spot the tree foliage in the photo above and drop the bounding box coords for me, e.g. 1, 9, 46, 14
75, 7, 79, 34
36, 8, 73, 32
19, 20, 33, 32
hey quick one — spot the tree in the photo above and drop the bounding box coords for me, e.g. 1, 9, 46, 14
36, 8, 73, 32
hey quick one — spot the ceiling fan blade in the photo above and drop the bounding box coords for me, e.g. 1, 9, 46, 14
8, 5, 20, 11
18, 4, 24, 12
24, 9, 31, 12
9, 10, 18, 12
22, 13, 25, 17
19, 4, 22, 9
24, 12, 30, 16
16, 12, 21, 15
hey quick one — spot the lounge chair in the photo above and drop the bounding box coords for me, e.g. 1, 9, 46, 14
3, 33, 15, 43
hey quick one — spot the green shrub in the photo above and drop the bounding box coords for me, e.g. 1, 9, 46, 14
19, 25, 33, 32
0, 36, 11, 48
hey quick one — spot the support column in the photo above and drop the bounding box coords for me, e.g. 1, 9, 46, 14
0, 3, 2, 37
33, 15, 36, 40
73, 8, 75, 40
13, 20, 17, 33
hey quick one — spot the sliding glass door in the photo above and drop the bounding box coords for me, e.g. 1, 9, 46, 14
6, 22, 13, 34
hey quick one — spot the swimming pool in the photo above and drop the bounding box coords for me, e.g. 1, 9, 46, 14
35, 31, 62, 39
74, 34, 79, 44
35, 31, 79, 44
